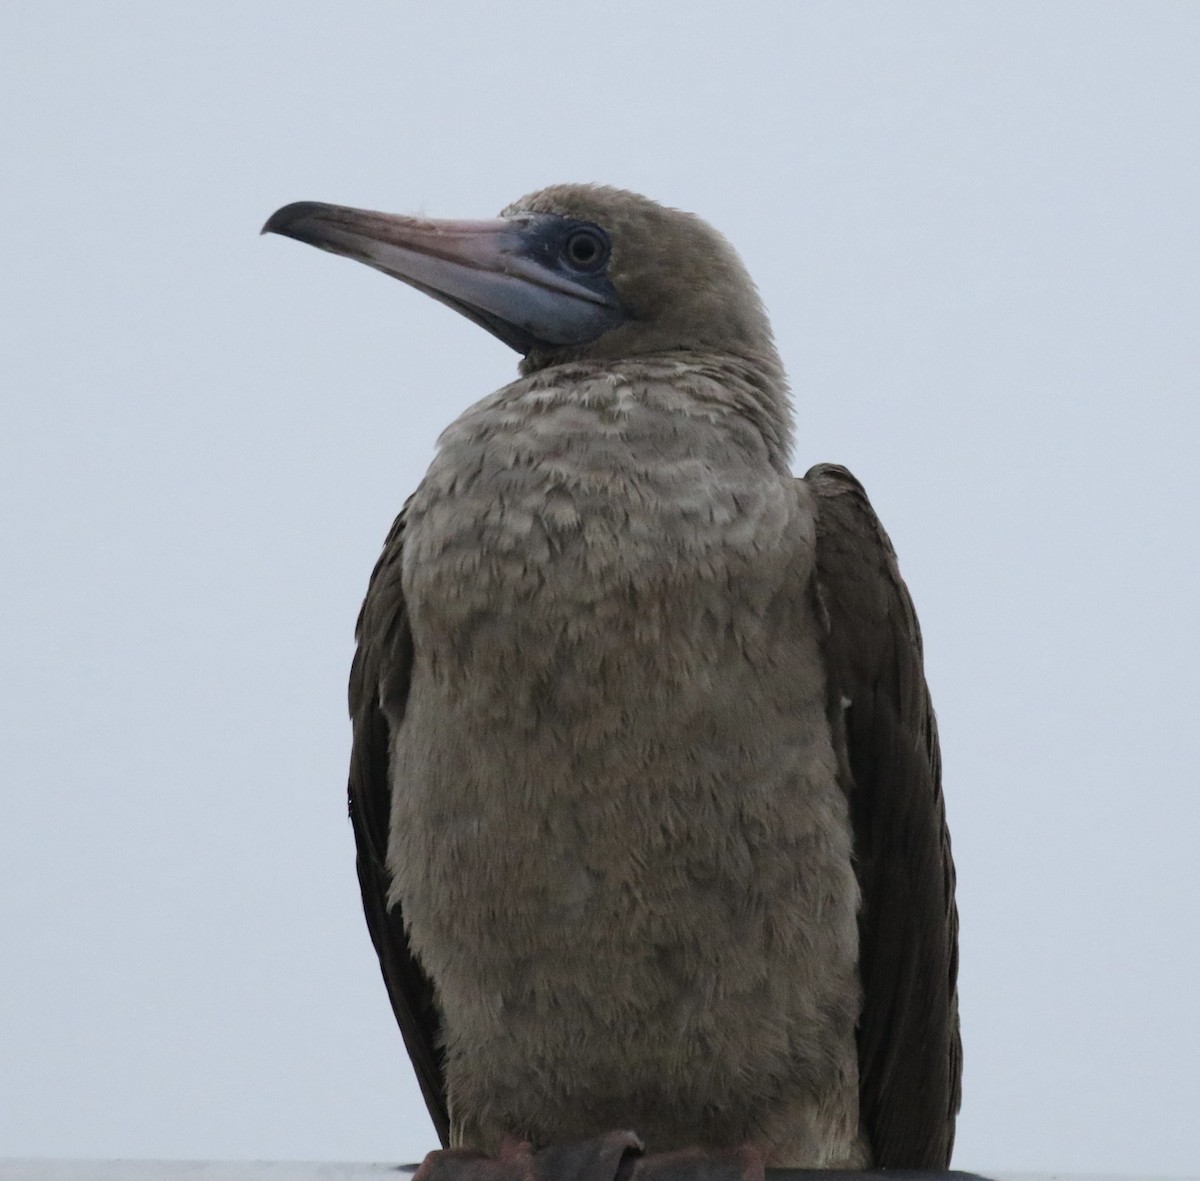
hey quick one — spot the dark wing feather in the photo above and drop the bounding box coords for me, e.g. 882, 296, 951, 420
805, 464, 961, 1168
347, 502, 450, 1146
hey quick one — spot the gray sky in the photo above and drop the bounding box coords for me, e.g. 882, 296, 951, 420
2, 1, 1198, 1172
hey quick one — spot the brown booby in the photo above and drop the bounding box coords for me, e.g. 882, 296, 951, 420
263, 186, 961, 1173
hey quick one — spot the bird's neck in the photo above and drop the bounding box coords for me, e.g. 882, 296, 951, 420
518, 346, 794, 474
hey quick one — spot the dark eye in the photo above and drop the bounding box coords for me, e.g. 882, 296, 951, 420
562, 227, 610, 272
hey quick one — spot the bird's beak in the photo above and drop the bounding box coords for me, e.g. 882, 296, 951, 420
262, 201, 623, 354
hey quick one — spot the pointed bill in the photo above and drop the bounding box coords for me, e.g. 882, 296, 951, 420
262, 201, 623, 353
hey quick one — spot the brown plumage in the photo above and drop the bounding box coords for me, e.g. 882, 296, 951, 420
265, 185, 961, 1170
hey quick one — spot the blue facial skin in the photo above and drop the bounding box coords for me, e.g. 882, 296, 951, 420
489, 215, 625, 353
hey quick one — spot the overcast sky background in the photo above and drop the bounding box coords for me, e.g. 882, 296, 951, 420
2, 1, 1198, 1172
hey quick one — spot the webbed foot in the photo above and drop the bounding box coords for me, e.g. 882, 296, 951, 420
625, 1144, 765, 1181
414, 1131, 644, 1181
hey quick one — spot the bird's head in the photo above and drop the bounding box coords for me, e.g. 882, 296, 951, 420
262, 184, 779, 375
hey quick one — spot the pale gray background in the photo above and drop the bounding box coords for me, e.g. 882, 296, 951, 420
2, 1, 1197, 1172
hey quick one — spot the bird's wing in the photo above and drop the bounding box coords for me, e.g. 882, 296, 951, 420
348, 502, 450, 1145
804, 464, 962, 1168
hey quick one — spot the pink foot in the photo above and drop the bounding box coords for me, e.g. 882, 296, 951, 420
628, 1144, 766, 1181
414, 1131, 643, 1181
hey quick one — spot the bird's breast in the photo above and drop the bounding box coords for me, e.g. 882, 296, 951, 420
400, 373, 804, 692
387, 374, 860, 1155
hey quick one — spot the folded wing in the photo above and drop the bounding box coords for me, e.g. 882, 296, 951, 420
348, 504, 451, 1146
805, 464, 962, 1168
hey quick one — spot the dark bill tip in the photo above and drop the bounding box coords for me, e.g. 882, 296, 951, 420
261, 201, 332, 237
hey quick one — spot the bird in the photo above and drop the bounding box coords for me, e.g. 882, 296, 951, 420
263, 185, 961, 1177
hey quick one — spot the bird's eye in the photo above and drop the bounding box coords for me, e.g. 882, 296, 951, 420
562, 227, 610, 272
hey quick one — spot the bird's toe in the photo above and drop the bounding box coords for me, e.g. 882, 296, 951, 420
414, 1132, 644, 1181
625, 1144, 765, 1181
